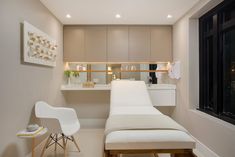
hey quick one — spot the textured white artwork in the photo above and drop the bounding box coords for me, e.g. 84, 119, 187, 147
23, 21, 57, 67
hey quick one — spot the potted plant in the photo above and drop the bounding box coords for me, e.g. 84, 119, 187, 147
64, 70, 80, 85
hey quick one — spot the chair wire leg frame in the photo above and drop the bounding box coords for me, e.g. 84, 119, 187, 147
40, 133, 81, 157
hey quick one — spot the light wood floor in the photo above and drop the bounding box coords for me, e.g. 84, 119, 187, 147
35, 129, 176, 157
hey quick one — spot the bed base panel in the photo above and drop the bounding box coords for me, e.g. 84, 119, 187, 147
104, 149, 197, 157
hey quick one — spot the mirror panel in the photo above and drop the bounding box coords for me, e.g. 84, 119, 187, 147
65, 63, 168, 84
91, 64, 106, 84
107, 64, 121, 84
121, 64, 141, 81
67, 63, 87, 84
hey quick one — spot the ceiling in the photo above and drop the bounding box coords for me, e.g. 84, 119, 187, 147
40, 0, 200, 25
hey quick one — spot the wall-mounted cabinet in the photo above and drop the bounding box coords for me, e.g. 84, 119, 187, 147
64, 26, 85, 62
63, 25, 172, 62
85, 26, 107, 62
150, 26, 172, 62
107, 26, 129, 62
129, 26, 151, 62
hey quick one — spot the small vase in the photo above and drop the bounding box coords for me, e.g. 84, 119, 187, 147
67, 77, 71, 85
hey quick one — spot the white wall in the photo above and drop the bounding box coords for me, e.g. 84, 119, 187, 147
172, 0, 235, 157
0, 0, 64, 156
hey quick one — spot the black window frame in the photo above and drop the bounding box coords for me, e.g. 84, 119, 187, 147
199, 0, 235, 125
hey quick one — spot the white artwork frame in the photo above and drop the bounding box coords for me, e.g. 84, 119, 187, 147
23, 21, 57, 67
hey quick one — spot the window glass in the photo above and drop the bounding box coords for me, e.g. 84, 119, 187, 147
223, 29, 235, 115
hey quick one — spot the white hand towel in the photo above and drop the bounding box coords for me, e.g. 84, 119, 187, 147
168, 61, 181, 79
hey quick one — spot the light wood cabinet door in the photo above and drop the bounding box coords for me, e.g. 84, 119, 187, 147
150, 26, 172, 62
85, 26, 107, 62
107, 26, 129, 62
129, 26, 150, 62
64, 26, 85, 62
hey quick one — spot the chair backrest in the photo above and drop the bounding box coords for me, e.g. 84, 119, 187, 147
35, 101, 56, 118
35, 101, 80, 136
110, 80, 153, 107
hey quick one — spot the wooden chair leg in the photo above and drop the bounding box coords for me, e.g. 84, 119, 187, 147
32, 138, 35, 157
71, 136, 81, 152
40, 134, 52, 157
62, 134, 67, 157
54, 134, 58, 151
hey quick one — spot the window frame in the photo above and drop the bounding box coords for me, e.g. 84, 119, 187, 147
199, 0, 235, 125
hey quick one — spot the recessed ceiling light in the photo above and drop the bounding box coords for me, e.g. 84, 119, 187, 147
66, 14, 71, 18
115, 14, 121, 19
167, 14, 173, 19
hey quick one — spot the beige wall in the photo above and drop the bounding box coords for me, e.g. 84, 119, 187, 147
172, 0, 235, 157
2, 0, 235, 157
63, 91, 110, 128
0, 0, 64, 156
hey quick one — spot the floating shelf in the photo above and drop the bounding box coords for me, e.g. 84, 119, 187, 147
61, 84, 176, 91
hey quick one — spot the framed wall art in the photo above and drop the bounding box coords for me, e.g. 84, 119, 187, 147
23, 21, 58, 67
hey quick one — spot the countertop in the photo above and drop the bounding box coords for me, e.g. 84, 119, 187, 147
61, 84, 176, 91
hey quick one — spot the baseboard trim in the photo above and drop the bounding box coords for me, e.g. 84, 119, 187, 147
192, 136, 220, 157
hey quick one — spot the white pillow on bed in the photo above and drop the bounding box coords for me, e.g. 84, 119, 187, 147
110, 80, 153, 107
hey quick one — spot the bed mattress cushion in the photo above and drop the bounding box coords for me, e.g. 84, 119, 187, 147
105, 130, 195, 150
111, 80, 153, 107
105, 114, 187, 135
110, 106, 162, 115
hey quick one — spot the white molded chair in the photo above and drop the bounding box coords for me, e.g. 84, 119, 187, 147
35, 101, 80, 156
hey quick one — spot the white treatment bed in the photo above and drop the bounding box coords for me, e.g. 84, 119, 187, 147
104, 80, 196, 157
